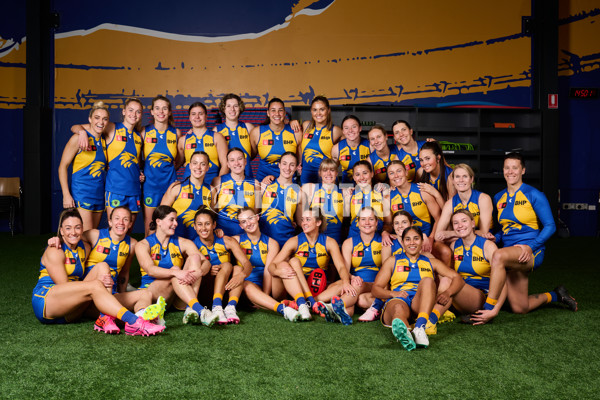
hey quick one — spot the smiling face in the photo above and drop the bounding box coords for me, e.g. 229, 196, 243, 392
368, 128, 387, 152
342, 118, 361, 141
393, 214, 412, 237
387, 162, 407, 188
109, 208, 133, 238
300, 209, 321, 234
278, 154, 297, 180
60, 216, 83, 247
503, 158, 525, 186
319, 166, 337, 185
224, 98, 241, 121
358, 208, 377, 235
151, 99, 170, 124
452, 212, 475, 238
402, 229, 423, 257
227, 149, 246, 175
189, 106, 207, 129
89, 109, 109, 135
156, 212, 178, 236
311, 100, 329, 126
194, 213, 216, 240
267, 101, 285, 126
419, 148, 440, 174
453, 167, 474, 193
123, 101, 142, 127
353, 164, 373, 188
189, 153, 209, 180
238, 209, 259, 235
392, 122, 413, 146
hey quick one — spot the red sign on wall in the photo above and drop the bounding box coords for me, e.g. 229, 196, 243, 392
548, 94, 558, 109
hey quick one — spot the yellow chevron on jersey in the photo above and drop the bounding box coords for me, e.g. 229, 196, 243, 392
108, 125, 142, 164
350, 190, 384, 221
216, 177, 256, 220
390, 254, 434, 292
85, 230, 130, 279
310, 186, 344, 227
217, 123, 252, 156
172, 182, 212, 228
351, 235, 383, 274
497, 191, 539, 235
261, 182, 299, 220
197, 237, 231, 265
453, 236, 490, 281
183, 130, 219, 169
72, 134, 106, 175
257, 126, 297, 164
144, 126, 177, 165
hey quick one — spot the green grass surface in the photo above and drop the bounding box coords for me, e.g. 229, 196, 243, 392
1, 233, 598, 399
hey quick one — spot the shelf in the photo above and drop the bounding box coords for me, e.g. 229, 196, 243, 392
480, 127, 539, 134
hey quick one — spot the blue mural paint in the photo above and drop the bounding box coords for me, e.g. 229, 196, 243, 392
558, 7, 600, 25
55, 63, 125, 71
424, 41, 484, 55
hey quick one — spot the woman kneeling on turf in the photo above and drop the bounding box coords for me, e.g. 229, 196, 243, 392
270, 208, 356, 323
32, 208, 164, 336
232, 207, 303, 322
193, 206, 252, 325
372, 226, 463, 350
136, 205, 218, 327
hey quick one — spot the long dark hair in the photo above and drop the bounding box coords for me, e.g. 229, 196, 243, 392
419, 141, 450, 201
149, 205, 177, 231
263, 98, 285, 125
57, 208, 83, 244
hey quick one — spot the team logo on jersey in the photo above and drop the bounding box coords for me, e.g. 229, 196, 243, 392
182, 210, 197, 227
341, 155, 351, 161
407, 162, 416, 169
152, 253, 162, 261
304, 133, 314, 139
186, 143, 197, 149
111, 199, 121, 207
182, 192, 194, 199
352, 198, 363, 205
148, 153, 172, 168
119, 152, 137, 168
66, 257, 77, 264
116, 135, 127, 142
89, 161, 106, 178
353, 251, 364, 257
392, 203, 404, 211
145, 197, 152, 205
146, 137, 158, 143
303, 149, 322, 163
499, 202, 507, 209
375, 167, 386, 174
263, 140, 274, 145
267, 191, 277, 198
244, 248, 253, 255
315, 197, 325, 204
297, 251, 310, 257
454, 255, 464, 261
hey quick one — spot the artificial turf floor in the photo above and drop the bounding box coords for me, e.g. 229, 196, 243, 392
0, 233, 598, 399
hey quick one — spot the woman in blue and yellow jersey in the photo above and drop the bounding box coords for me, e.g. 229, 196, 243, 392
367, 125, 398, 184
434, 163, 494, 243
301, 158, 344, 244
271, 207, 355, 322
47, 206, 165, 326
390, 120, 425, 183
372, 226, 463, 351
141, 95, 180, 235
214, 93, 256, 179
386, 160, 440, 248
231, 207, 302, 322
332, 115, 371, 184
316, 207, 382, 323
416, 141, 456, 209
381, 210, 413, 261
33, 208, 165, 336
161, 151, 213, 240
474, 153, 576, 324
259, 152, 303, 247
177, 102, 228, 185
250, 98, 303, 183
347, 161, 386, 239
426, 209, 502, 332
59, 102, 109, 231
298, 96, 343, 184
193, 207, 252, 325
212, 147, 261, 236
136, 205, 218, 327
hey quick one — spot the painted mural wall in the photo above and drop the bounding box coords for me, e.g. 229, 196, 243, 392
0, 1, 598, 233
